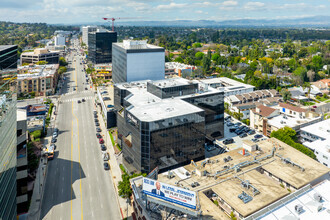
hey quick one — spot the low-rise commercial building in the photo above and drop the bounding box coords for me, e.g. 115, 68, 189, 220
20, 48, 59, 65
112, 40, 165, 84
165, 62, 196, 77
130, 138, 330, 220
17, 64, 59, 97
114, 77, 224, 174
93, 64, 112, 80
301, 119, 330, 168
200, 77, 255, 97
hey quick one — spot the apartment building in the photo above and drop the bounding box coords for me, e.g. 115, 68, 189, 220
17, 64, 59, 97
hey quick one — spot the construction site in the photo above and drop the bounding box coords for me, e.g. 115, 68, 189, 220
130, 138, 330, 220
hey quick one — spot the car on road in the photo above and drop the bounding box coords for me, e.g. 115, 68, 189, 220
99, 138, 104, 144
254, 134, 263, 139
82, 99, 85, 102
96, 127, 101, 132
96, 133, 102, 138
77, 100, 81, 103
248, 130, 256, 135
52, 132, 58, 138
85, 88, 88, 90
103, 162, 110, 170
100, 144, 107, 151
51, 138, 57, 143
94, 119, 99, 123
102, 152, 109, 161
94, 114, 98, 118
239, 133, 248, 138
95, 122, 100, 126
223, 138, 234, 145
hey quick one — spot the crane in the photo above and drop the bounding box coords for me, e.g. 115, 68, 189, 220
102, 17, 138, 31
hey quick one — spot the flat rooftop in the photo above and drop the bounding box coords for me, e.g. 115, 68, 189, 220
150, 77, 198, 88
303, 139, 330, 156
0, 45, 16, 51
17, 109, 27, 121
200, 77, 255, 89
114, 40, 163, 51
300, 118, 330, 139
268, 115, 321, 130
116, 78, 222, 122
260, 180, 330, 220
156, 138, 329, 218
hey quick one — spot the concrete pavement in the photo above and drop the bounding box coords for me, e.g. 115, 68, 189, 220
39, 38, 121, 220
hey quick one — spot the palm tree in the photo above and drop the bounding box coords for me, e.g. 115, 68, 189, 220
303, 82, 312, 111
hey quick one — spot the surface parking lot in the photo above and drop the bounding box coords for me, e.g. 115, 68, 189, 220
206, 114, 267, 157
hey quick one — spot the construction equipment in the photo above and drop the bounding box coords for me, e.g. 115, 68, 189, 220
102, 17, 139, 31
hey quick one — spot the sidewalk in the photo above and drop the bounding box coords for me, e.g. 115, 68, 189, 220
27, 101, 58, 220
95, 104, 133, 220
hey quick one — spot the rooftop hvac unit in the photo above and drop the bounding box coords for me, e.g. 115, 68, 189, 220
314, 193, 322, 202
295, 204, 304, 214
167, 171, 175, 179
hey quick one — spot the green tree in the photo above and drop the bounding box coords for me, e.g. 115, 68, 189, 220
293, 67, 307, 85
312, 55, 322, 71
195, 52, 204, 60
174, 57, 184, 63
118, 173, 146, 199
298, 47, 308, 58
192, 42, 202, 48
36, 61, 48, 65
281, 89, 292, 102
59, 57, 68, 66
211, 53, 220, 62
270, 127, 316, 159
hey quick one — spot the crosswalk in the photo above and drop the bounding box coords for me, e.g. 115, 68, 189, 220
64, 90, 91, 96
61, 96, 94, 103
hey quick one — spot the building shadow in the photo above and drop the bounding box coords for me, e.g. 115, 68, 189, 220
40, 157, 86, 219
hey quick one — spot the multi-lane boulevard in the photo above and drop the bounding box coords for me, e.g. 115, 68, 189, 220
40, 39, 121, 220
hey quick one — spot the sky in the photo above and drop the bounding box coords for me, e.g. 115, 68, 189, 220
0, 0, 329, 24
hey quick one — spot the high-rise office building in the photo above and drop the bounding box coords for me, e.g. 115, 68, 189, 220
54, 34, 66, 46
0, 45, 18, 220
82, 26, 97, 46
88, 29, 117, 64
112, 40, 165, 84
114, 77, 224, 174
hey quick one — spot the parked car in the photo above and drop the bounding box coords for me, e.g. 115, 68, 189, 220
227, 122, 234, 127
52, 131, 58, 138
223, 138, 234, 145
254, 134, 263, 139
103, 162, 110, 170
252, 138, 259, 143
107, 104, 114, 108
225, 116, 231, 121
94, 119, 99, 123
94, 114, 98, 118
77, 100, 81, 103
100, 144, 107, 151
54, 128, 59, 133
248, 130, 256, 135
96, 127, 101, 132
51, 138, 57, 143
99, 138, 104, 144
102, 152, 109, 161
239, 133, 248, 138
96, 133, 102, 138
235, 122, 242, 126
82, 98, 85, 102
103, 97, 111, 101
95, 122, 100, 126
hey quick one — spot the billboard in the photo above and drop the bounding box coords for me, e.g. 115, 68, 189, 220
142, 177, 196, 209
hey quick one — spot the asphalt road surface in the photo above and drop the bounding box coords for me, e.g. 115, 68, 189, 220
40, 39, 121, 220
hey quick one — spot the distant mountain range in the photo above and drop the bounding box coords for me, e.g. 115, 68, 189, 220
72, 16, 330, 27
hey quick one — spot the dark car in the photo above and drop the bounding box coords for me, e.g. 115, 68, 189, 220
96, 133, 102, 139
239, 133, 248, 138
248, 130, 256, 135
94, 114, 98, 118
100, 144, 107, 151
254, 134, 263, 139
235, 122, 242, 126
223, 138, 234, 145
107, 104, 114, 108
94, 119, 99, 123
51, 138, 57, 143
95, 122, 100, 126
82, 99, 86, 102
103, 162, 110, 170
77, 100, 81, 103
99, 138, 104, 144
96, 127, 101, 132
229, 128, 236, 132
54, 128, 59, 133
227, 122, 234, 127
225, 116, 231, 121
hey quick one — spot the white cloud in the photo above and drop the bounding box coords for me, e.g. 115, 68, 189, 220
156, 2, 187, 10
244, 1, 265, 10
222, 1, 238, 7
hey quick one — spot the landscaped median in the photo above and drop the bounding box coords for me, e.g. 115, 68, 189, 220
109, 129, 122, 154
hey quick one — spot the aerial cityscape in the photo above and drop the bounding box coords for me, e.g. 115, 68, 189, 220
1, 1, 330, 220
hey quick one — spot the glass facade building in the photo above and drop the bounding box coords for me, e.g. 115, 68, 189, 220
88, 31, 117, 64
0, 45, 18, 220
114, 78, 224, 174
